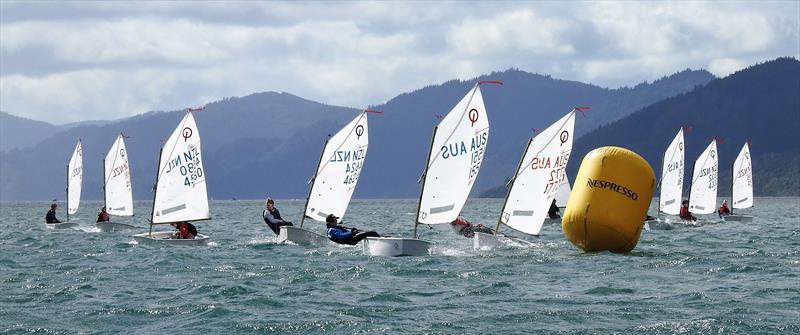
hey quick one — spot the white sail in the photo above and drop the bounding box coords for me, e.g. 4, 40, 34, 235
500, 111, 575, 235
418, 84, 489, 224
67, 140, 83, 215
732, 143, 753, 209
658, 128, 685, 215
305, 111, 369, 222
104, 134, 134, 216
554, 175, 571, 208
151, 112, 210, 224
689, 140, 718, 214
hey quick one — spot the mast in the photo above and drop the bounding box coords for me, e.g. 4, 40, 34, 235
300, 135, 331, 228
494, 137, 534, 235
65, 163, 70, 223
148, 148, 164, 237
102, 158, 107, 211
414, 126, 438, 239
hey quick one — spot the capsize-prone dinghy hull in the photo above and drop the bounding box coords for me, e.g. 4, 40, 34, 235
723, 215, 753, 223
473, 232, 502, 250
363, 237, 431, 256
644, 219, 674, 231
96, 222, 136, 232
278, 226, 329, 245
45, 222, 79, 229
133, 231, 209, 246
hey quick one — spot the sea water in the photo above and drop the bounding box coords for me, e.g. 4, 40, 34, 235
1, 198, 798, 334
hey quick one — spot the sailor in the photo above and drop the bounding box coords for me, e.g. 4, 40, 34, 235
262, 198, 293, 235
325, 214, 379, 245
45, 203, 61, 223
449, 215, 493, 238
96, 206, 110, 223
718, 199, 731, 217
679, 200, 697, 221
548, 199, 562, 219
172, 221, 197, 239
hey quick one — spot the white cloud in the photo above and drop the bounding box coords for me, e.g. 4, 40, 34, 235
0, 1, 797, 124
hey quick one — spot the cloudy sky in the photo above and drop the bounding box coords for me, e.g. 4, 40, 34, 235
1, 1, 798, 124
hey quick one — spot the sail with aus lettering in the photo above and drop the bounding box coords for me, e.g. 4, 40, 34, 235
67, 140, 83, 216
304, 111, 369, 222
498, 110, 576, 236
104, 133, 134, 216
417, 83, 489, 225
658, 128, 685, 216
151, 112, 210, 224
689, 139, 718, 215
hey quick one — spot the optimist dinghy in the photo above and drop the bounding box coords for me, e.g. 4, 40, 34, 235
364, 82, 500, 256
279, 110, 372, 245
644, 128, 685, 231
46, 140, 82, 229
725, 143, 754, 222
133, 110, 211, 245
687, 139, 719, 222
97, 133, 136, 231
473, 108, 580, 250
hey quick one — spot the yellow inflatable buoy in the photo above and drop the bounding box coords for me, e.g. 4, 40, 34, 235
562, 147, 656, 253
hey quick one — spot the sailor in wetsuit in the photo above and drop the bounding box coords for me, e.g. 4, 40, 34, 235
548, 199, 562, 219
262, 198, 293, 235
325, 214, 379, 245
45, 203, 61, 223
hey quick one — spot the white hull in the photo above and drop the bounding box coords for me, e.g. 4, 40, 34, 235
133, 231, 209, 246
644, 219, 674, 231
473, 232, 502, 250
278, 226, 329, 245
723, 215, 753, 222
545, 217, 562, 225
363, 237, 431, 256
96, 221, 136, 232
473, 232, 537, 250
45, 222, 79, 229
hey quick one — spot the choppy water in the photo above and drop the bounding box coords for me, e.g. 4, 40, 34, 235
1, 198, 798, 334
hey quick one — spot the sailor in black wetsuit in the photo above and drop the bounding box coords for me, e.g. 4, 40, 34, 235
262, 198, 293, 235
45, 203, 61, 223
325, 214, 379, 245
548, 199, 561, 219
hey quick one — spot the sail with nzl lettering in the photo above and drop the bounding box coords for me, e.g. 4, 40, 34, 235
151, 112, 210, 224
304, 111, 369, 222
104, 133, 134, 216
417, 83, 489, 225
689, 139, 718, 214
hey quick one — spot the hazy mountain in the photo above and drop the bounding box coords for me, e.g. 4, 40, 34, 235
358, 68, 714, 198
0, 111, 60, 152
0, 92, 357, 201
481, 57, 799, 197
0, 68, 714, 201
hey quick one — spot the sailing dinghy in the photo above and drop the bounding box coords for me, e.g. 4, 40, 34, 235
364, 82, 498, 256
133, 111, 211, 245
688, 139, 718, 222
473, 108, 578, 250
97, 133, 136, 231
725, 143, 753, 222
644, 128, 685, 231
278, 110, 371, 245
47, 140, 83, 229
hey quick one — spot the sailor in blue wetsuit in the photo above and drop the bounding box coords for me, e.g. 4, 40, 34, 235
325, 214, 379, 245
262, 198, 293, 235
